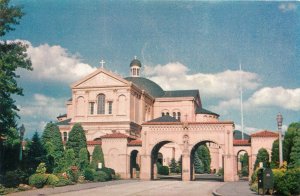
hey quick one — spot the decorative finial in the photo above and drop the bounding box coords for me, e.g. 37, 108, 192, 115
134, 56, 137, 60
100, 59, 105, 68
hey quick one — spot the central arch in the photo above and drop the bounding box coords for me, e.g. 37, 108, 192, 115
190, 140, 224, 181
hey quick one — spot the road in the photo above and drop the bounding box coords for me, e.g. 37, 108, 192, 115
52, 180, 224, 196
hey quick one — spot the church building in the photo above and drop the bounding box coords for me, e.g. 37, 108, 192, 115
56, 58, 278, 181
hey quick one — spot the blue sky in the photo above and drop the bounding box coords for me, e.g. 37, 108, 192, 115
4, 0, 300, 138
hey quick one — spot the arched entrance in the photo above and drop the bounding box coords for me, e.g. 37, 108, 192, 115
150, 141, 182, 180
237, 150, 249, 179
130, 150, 139, 178
190, 140, 224, 181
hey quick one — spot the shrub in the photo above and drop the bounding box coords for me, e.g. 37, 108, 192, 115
84, 168, 96, 181
272, 168, 285, 193
68, 166, 79, 182
77, 175, 85, 183
275, 168, 300, 195
112, 173, 121, 180
36, 163, 47, 174
55, 174, 73, 187
29, 174, 48, 188
217, 168, 224, 177
158, 166, 169, 175
46, 174, 59, 186
99, 167, 115, 180
250, 182, 258, 193
94, 171, 108, 182
3, 170, 21, 187
241, 167, 249, 176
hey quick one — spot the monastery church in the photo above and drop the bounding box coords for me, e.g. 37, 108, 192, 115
56, 58, 278, 181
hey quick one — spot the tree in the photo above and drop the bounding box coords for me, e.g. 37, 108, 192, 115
169, 158, 177, 173
254, 148, 269, 170
66, 123, 87, 158
283, 122, 300, 164
0, 0, 32, 174
91, 145, 105, 169
194, 153, 204, 174
289, 134, 300, 168
78, 148, 89, 171
24, 131, 47, 174
42, 122, 64, 170
271, 139, 279, 168
197, 145, 211, 173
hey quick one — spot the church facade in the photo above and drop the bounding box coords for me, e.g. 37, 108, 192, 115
56, 58, 278, 181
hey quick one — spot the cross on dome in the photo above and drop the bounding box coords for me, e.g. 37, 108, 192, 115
99, 59, 105, 68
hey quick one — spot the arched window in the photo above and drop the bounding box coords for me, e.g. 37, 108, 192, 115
166, 112, 169, 116
63, 132, 68, 141
97, 94, 105, 114
76, 96, 85, 116
177, 112, 181, 121
173, 112, 176, 118
162, 112, 165, 116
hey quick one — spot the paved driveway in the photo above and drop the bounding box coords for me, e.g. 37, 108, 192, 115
52, 180, 224, 196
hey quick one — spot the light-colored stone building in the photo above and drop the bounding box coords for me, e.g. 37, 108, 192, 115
56, 58, 278, 181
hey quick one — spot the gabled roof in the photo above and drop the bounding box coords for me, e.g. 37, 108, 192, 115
128, 139, 142, 146
233, 139, 251, 146
87, 140, 102, 146
57, 114, 67, 118
163, 90, 199, 98
196, 107, 219, 117
148, 115, 179, 123
56, 118, 71, 126
101, 133, 137, 139
251, 130, 278, 137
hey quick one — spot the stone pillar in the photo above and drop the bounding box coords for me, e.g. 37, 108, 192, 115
182, 153, 190, 181
140, 154, 151, 180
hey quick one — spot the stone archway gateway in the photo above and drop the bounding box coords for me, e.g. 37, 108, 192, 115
139, 120, 238, 182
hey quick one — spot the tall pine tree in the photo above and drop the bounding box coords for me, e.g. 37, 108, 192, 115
66, 123, 87, 158
197, 145, 211, 173
254, 148, 269, 170
289, 134, 300, 168
271, 139, 279, 168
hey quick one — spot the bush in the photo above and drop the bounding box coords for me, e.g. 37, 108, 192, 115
250, 182, 258, 193
241, 167, 249, 176
217, 168, 224, 177
36, 163, 47, 174
94, 171, 108, 182
112, 173, 121, 180
29, 174, 48, 188
84, 168, 96, 181
3, 171, 21, 188
158, 166, 169, 175
275, 168, 300, 195
46, 174, 59, 186
55, 174, 73, 187
99, 167, 115, 180
68, 166, 79, 182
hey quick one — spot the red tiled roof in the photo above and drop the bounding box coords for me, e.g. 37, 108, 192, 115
87, 140, 102, 146
233, 139, 251, 146
128, 139, 142, 146
251, 130, 279, 138
101, 133, 137, 139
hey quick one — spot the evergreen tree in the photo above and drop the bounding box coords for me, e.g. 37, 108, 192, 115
91, 145, 105, 169
271, 139, 279, 168
42, 122, 64, 170
254, 148, 269, 170
25, 131, 47, 173
289, 134, 300, 168
2, 128, 20, 172
66, 123, 87, 158
169, 158, 177, 173
176, 156, 182, 174
194, 152, 204, 174
0, 0, 32, 174
197, 145, 211, 173
283, 122, 300, 164
78, 148, 89, 171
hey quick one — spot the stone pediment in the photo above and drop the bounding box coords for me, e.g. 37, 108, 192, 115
71, 68, 129, 88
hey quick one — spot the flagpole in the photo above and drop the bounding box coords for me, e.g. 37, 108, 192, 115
239, 63, 244, 140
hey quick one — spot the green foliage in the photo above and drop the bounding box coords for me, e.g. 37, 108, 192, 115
217, 168, 224, 176
68, 166, 79, 182
239, 153, 249, 176
283, 122, 300, 164
94, 171, 108, 182
194, 152, 204, 174
42, 122, 64, 171
99, 167, 115, 180
157, 163, 169, 175
254, 148, 269, 170
274, 168, 300, 196
55, 174, 73, 187
91, 145, 105, 169
3, 170, 21, 187
176, 157, 182, 173
289, 134, 300, 168
36, 163, 47, 174
271, 139, 279, 168
46, 174, 59, 186
84, 168, 96, 181
28, 174, 48, 188
169, 158, 177, 173
78, 148, 89, 171
195, 145, 211, 173
66, 123, 87, 158
54, 149, 76, 173
25, 132, 47, 172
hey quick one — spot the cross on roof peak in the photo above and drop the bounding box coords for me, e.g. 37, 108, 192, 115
99, 59, 105, 68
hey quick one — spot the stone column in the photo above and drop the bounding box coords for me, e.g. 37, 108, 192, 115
139, 154, 151, 180
182, 153, 190, 181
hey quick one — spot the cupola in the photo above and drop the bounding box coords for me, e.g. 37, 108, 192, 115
130, 56, 141, 77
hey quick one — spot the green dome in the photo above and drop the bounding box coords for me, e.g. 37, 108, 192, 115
130, 59, 142, 67
124, 77, 165, 98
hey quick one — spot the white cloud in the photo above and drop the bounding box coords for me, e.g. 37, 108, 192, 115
18, 93, 66, 120
247, 87, 300, 111
278, 3, 297, 12
13, 40, 97, 83
144, 62, 260, 99
210, 98, 240, 115
235, 124, 259, 134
